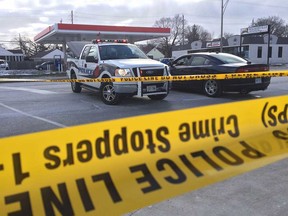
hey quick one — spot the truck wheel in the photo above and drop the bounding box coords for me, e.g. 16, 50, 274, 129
148, 94, 168, 100
100, 82, 121, 105
71, 73, 81, 93
203, 80, 222, 97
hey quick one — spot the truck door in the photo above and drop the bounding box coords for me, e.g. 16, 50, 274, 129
85, 46, 100, 89
78, 46, 91, 79
78, 45, 100, 88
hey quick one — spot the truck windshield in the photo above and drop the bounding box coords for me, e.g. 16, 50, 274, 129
99, 44, 148, 60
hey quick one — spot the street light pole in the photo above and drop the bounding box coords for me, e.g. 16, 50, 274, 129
220, 0, 230, 53
220, 0, 224, 52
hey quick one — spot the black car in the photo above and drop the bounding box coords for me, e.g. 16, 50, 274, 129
169, 52, 270, 97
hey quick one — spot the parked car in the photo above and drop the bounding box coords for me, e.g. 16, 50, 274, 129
0, 60, 9, 70
169, 52, 270, 97
35, 61, 54, 70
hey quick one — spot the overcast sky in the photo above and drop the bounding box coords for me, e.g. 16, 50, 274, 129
0, 0, 288, 48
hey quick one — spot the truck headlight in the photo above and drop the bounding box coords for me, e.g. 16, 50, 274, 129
115, 68, 132, 77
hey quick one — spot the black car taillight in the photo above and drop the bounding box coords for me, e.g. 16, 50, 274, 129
236, 66, 269, 73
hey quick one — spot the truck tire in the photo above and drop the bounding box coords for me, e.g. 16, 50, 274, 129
71, 73, 82, 93
148, 94, 168, 100
100, 82, 121, 105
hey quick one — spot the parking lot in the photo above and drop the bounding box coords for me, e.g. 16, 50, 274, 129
0, 74, 287, 215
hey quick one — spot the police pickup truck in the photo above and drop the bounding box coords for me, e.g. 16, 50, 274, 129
67, 39, 170, 105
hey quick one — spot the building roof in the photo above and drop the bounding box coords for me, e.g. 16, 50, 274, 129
172, 44, 191, 51
242, 36, 264, 44
0, 47, 14, 56
34, 23, 170, 44
32, 49, 64, 59
8, 49, 24, 54
277, 37, 288, 44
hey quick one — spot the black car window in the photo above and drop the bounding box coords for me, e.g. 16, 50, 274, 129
204, 59, 213, 65
210, 54, 247, 64
190, 56, 207, 66
175, 56, 191, 66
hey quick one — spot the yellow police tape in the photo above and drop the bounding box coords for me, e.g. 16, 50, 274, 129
1, 70, 288, 82
0, 95, 287, 215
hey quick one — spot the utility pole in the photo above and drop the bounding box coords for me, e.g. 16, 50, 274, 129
182, 14, 185, 46
71, 10, 74, 24
220, 0, 230, 52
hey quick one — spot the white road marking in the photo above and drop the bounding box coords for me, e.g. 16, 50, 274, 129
0, 103, 66, 128
0, 86, 57, 94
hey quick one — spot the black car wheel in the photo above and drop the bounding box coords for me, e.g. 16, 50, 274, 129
100, 82, 121, 105
203, 80, 222, 97
71, 73, 82, 93
148, 94, 168, 100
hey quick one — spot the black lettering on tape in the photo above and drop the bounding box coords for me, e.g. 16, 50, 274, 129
273, 129, 288, 141
12, 153, 30, 185
157, 127, 171, 153
114, 127, 129, 155
76, 178, 95, 212
44, 146, 61, 169
5, 192, 32, 216
191, 151, 223, 171
95, 130, 112, 159
41, 183, 74, 216
178, 115, 240, 143
77, 140, 93, 163
156, 158, 187, 184
227, 115, 240, 138
63, 143, 74, 166
179, 155, 204, 177
262, 102, 288, 128
213, 146, 244, 166
130, 164, 161, 194
240, 141, 266, 159
146, 129, 156, 154
92, 172, 122, 203
131, 131, 144, 151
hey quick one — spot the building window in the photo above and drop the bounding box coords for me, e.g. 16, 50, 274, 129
257, 47, 262, 58
268, 46, 272, 58
278, 47, 283, 58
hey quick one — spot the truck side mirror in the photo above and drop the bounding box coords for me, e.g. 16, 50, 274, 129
86, 56, 98, 63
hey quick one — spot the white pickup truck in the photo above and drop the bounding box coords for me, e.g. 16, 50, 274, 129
67, 39, 170, 105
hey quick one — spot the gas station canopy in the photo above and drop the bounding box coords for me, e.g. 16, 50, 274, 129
34, 23, 170, 44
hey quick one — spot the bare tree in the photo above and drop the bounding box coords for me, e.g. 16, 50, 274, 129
185, 24, 212, 43
252, 16, 287, 37
185, 24, 200, 44
154, 14, 186, 57
11, 35, 52, 57
224, 32, 234, 39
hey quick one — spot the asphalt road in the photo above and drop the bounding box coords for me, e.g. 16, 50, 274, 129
0, 76, 287, 216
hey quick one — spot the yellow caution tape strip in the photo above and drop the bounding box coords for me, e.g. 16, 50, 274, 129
1, 70, 288, 82
0, 95, 288, 215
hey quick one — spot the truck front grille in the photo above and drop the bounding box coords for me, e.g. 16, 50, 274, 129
132, 67, 165, 77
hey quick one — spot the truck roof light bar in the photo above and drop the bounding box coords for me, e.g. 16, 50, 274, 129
92, 39, 128, 44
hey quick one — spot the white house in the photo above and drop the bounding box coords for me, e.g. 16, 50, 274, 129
0, 47, 24, 61
146, 47, 164, 60
32, 49, 64, 62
